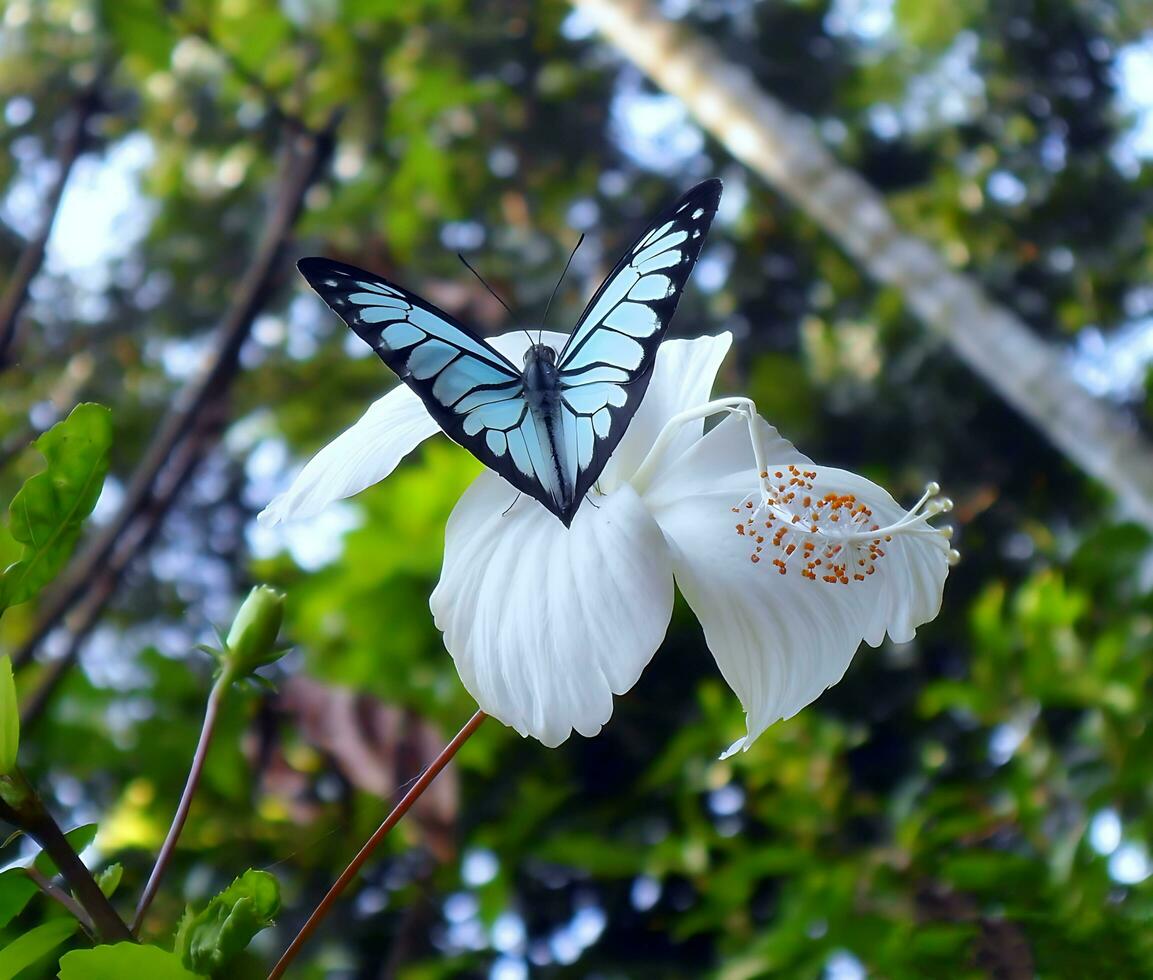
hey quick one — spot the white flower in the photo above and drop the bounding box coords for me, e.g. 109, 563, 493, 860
261, 332, 955, 756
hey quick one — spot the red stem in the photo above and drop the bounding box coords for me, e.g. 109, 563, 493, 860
267, 710, 488, 979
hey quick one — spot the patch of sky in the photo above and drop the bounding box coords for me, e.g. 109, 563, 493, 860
1089, 809, 1121, 856
491, 958, 528, 980
492, 911, 527, 953
441, 219, 486, 251
707, 782, 745, 817
242, 425, 363, 571
611, 73, 706, 176
51, 134, 153, 289
824, 0, 894, 41
1069, 318, 1153, 400
630, 874, 661, 911
825, 949, 868, 980
694, 243, 734, 294
986, 170, 1028, 206
462, 848, 500, 886
1110, 843, 1151, 884
559, 8, 597, 41
1112, 37, 1153, 174
566, 197, 600, 232
488, 145, 518, 178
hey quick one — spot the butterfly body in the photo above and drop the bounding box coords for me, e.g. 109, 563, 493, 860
298, 179, 722, 527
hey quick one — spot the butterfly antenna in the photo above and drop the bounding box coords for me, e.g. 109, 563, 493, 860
458, 254, 533, 346
456, 252, 516, 315
539, 232, 585, 344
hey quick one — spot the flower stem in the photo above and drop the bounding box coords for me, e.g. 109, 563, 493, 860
267, 709, 488, 980
132, 668, 234, 934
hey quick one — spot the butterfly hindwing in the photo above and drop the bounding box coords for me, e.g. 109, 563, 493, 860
554, 178, 722, 509
296, 258, 564, 512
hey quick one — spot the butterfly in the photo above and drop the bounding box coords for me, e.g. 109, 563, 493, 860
297, 178, 722, 527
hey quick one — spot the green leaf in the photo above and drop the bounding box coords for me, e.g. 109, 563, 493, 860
96, 862, 122, 897
33, 824, 98, 877
0, 917, 78, 980
0, 656, 16, 775
0, 404, 113, 613
98, 0, 175, 68
58, 943, 197, 979
0, 868, 37, 928
175, 869, 280, 974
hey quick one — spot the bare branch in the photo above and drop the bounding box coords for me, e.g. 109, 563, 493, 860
574, 0, 1153, 530
0, 73, 104, 371
12, 121, 336, 681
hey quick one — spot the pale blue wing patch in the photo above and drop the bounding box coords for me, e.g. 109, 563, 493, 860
462, 396, 526, 436
486, 429, 508, 456
377, 321, 424, 350
407, 340, 459, 379
602, 303, 658, 341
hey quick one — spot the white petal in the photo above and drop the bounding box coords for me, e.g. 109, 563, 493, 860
598, 332, 733, 489
642, 412, 810, 512
258, 329, 556, 526
652, 444, 950, 756
258, 385, 438, 525
431, 472, 674, 747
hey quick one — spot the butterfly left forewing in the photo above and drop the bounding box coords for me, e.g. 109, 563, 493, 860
552, 179, 722, 514
297, 257, 569, 517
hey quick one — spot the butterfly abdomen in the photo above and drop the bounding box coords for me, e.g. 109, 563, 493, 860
523, 345, 575, 520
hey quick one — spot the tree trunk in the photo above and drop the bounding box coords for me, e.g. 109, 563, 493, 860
574, 0, 1153, 529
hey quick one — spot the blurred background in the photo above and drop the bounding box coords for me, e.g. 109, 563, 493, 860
2, 0, 1153, 976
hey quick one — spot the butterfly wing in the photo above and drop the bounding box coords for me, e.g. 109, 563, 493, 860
552, 178, 722, 514
297, 258, 565, 513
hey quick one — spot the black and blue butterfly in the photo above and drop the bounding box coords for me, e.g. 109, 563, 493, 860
297, 178, 722, 527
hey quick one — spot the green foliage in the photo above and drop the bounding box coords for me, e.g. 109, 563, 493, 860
0, 869, 37, 929
0, 403, 112, 614
57, 942, 197, 980
0, 917, 78, 980
0, 656, 16, 775
4, 0, 1153, 976
96, 862, 123, 898
32, 824, 98, 877
174, 869, 280, 975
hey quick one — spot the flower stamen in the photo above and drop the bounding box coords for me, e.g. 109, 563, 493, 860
736, 470, 954, 584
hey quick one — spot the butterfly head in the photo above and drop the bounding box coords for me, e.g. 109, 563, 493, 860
523, 343, 558, 367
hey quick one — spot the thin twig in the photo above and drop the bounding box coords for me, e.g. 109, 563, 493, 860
267, 710, 488, 980
0, 72, 104, 371
133, 669, 234, 933
11, 119, 337, 678
25, 865, 96, 936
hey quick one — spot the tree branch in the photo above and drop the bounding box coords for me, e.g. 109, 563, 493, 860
574, 0, 1153, 530
0, 772, 133, 943
0, 72, 103, 372
12, 120, 336, 681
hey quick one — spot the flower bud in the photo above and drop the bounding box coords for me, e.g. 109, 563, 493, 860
223, 586, 286, 676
